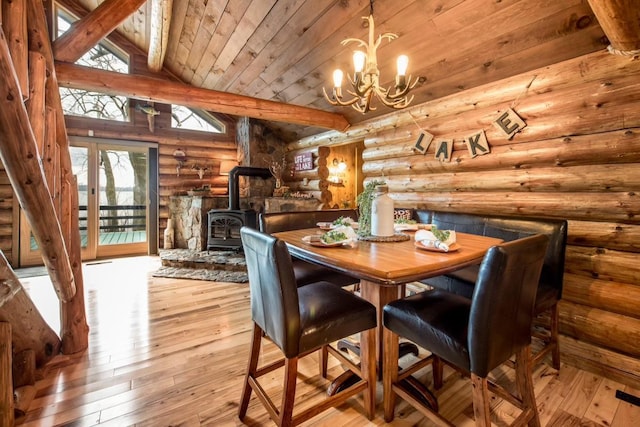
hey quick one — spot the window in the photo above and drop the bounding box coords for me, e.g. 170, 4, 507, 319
57, 8, 130, 122
171, 105, 225, 133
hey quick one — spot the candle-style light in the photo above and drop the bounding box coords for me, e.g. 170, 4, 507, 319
323, 0, 418, 113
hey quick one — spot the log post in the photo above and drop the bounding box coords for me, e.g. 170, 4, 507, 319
25, 51, 46, 156
27, 0, 89, 354
0, 251, 61, 365
11, 349, 35, 388
587, 0, 640, 53
0, 29, 76, 303
0, 321, 14, 427
2, 0, 28, 99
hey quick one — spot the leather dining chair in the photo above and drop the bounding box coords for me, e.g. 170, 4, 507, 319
259, 209, 358, 288
383, 234, 549, 426
238, 227, 377, 427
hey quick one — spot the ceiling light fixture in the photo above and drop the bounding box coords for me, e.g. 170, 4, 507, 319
323, 0, 418, 113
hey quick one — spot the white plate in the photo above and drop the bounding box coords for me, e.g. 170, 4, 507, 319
414, 241, 460, 252
316, 222, 333, 230
302, 235, 351, 247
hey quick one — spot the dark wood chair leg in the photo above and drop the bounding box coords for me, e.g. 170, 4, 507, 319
383, 326, 400, 422
320, 345, 328, 378
549, 304, 560, 370
515, 346, 541, 427
239, 323, 262, 420
278, 357, 298, 427
432, 355, 443, 390
470, 374, 491, 427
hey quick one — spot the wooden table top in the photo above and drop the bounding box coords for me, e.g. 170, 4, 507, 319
273, 228, 504, 286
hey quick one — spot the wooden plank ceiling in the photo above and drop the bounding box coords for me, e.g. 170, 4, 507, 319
62, 0, 608, 139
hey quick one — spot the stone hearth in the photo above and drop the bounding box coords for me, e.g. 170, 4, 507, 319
154, 249, 248, 283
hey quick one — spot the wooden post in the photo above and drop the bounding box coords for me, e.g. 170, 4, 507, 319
25, 51, 47, 156
0, 29, 76, 303
0, 321, 14, 427
27, 0, 90, 354
587, 0, 640, 52
2, 0, 28, 99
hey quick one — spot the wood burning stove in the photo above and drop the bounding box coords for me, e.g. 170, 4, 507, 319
207, 166, 272, 250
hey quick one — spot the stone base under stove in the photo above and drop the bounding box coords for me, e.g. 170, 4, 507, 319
153, 249, 248, 283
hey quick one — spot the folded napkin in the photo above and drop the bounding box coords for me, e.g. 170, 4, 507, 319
414, 229, 456, 252
322, 225, 358, 247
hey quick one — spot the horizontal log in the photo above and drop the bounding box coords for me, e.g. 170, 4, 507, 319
65, 118, 237, 145
559, 335, 640, 389
363, 128, 640, 168
559, 300, 640, 358
565, 245, 640, 284
387, 191, 640, 223
567, 220, 640, 253
56, 62, 350, 131
381, 163, 640, 193
563, 273, 640, 320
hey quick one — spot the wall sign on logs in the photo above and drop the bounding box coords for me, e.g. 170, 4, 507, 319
294, 152, 313, 172
465, 130, 491, 158
414, 131, 434, 154
408, 107, 527, 161
493, 107, 527, 139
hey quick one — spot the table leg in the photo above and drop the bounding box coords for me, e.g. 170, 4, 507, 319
359, 280, 403, 372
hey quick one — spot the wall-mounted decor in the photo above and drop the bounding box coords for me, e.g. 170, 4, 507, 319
414, 131, 434, 154
294, 152, 313, 172
464, 130, 490, 158
493, 107, 527, 139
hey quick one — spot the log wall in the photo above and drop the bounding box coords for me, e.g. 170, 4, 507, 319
284, 49, 640, 387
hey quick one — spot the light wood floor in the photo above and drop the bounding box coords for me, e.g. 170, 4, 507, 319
16, 256, 640, 427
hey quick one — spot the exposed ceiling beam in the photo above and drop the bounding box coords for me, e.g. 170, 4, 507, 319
55, 61, 351, 131
53, 0, 147, 63
587, 0, 640, 52
147, 0, 173, 72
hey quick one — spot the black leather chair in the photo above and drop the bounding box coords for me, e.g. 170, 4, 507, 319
383, 234, 549, 426
415, 212, 567, 370
238, 227, 377, 427
259, 209, 358, 287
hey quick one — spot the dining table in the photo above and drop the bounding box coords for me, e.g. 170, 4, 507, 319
272, 227, 503, 365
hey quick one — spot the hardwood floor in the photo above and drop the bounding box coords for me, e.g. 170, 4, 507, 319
16, 256, 640, 427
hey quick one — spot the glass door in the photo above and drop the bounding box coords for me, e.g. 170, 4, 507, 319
19, 140, 153, 265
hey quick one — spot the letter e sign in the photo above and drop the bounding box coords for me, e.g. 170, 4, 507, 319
493, 107, 526, 139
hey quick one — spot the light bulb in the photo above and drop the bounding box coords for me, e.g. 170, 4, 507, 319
397, 55, 409, 76
353, 51, 366, 73
332, 69, 343, 88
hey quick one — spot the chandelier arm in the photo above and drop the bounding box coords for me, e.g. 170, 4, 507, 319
374, 33, 398, 49
385, 75, 420, 100
322, 86, 363, 107
341, 38, 368, 49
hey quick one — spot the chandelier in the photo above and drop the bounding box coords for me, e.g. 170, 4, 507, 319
323, 0, 418, 113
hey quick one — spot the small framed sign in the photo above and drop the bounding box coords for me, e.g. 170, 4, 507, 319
294, 152, 313, 171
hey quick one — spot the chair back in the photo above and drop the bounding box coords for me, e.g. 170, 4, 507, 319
259, 209, 358, 233
468, 234, 548, 377
240, 227, 301, 358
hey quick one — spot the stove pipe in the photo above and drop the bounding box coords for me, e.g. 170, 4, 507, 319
228, 166, 272, 210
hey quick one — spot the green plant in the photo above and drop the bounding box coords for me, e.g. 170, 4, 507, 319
356, 180, 386, 237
